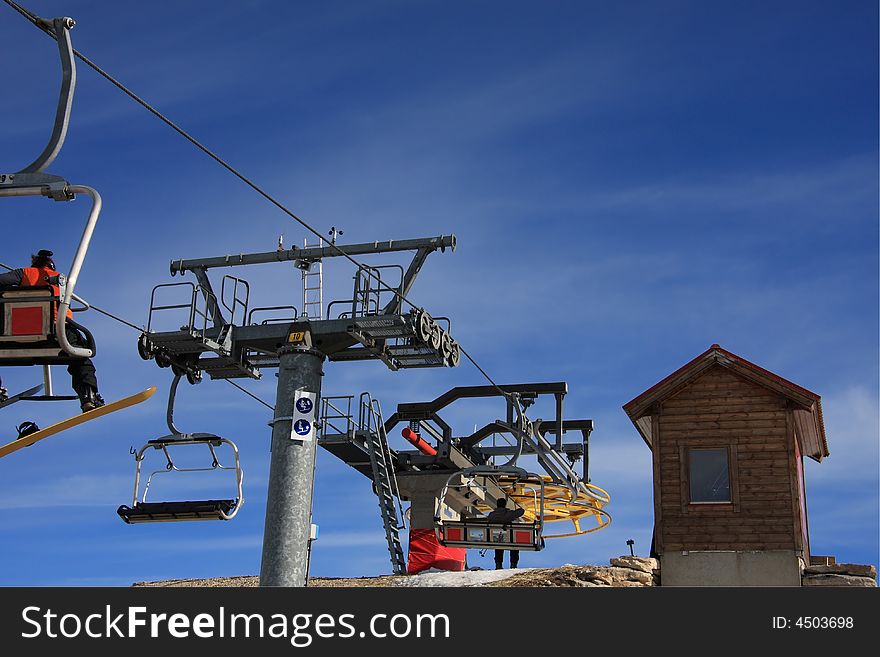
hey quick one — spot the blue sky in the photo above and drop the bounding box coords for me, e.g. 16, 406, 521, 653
0, 0, 876, 585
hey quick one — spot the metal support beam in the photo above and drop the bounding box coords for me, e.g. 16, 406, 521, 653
393, 382, 568, 419
191, 267, 225, 328
171, 235, 456, 274
382, 247, 430, 315
555, 393, 564, 450
582, 429, 590, 483
42, 365, 53, 397
259, 343, 325, 587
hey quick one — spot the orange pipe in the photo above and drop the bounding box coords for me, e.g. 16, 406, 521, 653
402, 427, 437, 456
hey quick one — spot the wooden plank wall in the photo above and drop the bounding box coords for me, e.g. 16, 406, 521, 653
657, 365, 796, 552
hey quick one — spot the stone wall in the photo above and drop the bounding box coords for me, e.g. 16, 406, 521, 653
802, 563, 876, 587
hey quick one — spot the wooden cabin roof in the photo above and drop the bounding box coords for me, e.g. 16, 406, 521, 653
623, 344, 829, 462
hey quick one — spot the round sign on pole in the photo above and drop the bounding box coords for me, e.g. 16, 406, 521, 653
296, 397, 314, 414
293, 419, 312, 437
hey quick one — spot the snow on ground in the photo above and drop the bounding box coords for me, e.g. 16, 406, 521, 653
393, 568, 532, 587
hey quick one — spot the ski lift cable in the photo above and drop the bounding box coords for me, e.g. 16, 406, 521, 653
2, 0, 510, 400
1, 263, 273, 413
224, 379, 274, 412
0, 260, 143, 331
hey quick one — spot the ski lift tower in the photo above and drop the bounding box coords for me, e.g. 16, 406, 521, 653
137, 234, 458, 586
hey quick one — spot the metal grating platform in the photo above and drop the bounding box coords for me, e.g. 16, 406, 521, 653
348, 316, 414, 340
198, 356, 260, 380
147, 330, 225, 356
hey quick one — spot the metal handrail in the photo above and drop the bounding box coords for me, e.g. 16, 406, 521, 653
220, 275, 249, 326
247, 305, 298, 325
327, 263, 405, 319
147, 281, 218, 344
320, 395, 355, 438
147, 282, 195, 333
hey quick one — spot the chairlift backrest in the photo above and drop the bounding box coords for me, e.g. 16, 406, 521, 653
0, 287, 96, 365
1, 289, 54, 340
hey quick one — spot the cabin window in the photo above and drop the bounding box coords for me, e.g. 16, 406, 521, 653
688, 447, 731, 503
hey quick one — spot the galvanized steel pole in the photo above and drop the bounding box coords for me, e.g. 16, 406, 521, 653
260, 343, 325, 587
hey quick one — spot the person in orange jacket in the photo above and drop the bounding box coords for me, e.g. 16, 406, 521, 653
0, 249, 104, 412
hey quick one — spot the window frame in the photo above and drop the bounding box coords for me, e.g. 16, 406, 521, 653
679, 442, 740, 513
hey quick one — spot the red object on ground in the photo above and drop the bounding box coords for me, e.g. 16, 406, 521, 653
407, 528, 466, 574
401, 427, 437, 456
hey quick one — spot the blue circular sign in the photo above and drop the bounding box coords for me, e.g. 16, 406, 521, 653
296, 397, 314, 414
293, 419, 312, 436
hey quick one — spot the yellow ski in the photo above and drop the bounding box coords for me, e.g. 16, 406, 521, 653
0, 387, 157, 460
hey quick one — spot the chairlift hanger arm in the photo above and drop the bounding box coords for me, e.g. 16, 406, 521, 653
169, 235, 456, 275
166, 374, 184, 435
0, 7, 76, 179
20, 16, 76, 175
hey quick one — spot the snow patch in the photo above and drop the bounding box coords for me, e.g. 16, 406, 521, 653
394, 568, 532, 587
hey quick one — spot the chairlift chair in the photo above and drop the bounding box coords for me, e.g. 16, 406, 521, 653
434, 466, 545, 551
1, 15, 102, 387
117, 375, 243, 523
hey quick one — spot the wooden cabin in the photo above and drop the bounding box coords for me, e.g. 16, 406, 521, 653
623, 344, 829, 586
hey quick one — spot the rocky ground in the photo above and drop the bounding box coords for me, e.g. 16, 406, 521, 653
133, 556, 660, 588
134, 557, 877, 588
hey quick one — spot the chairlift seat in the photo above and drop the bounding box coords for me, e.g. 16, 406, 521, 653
117, 499, 238, 524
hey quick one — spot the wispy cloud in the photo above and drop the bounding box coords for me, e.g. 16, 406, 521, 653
807, 386, 879, 484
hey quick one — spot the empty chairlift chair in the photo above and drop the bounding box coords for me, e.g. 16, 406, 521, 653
117, 374, 243, 523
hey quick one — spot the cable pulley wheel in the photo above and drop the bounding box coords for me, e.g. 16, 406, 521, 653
428, 323, 442, 351
440, 331, 453, 361
446, 340, 461, 368
137, 333, 154, 361
416, 311, 433, 344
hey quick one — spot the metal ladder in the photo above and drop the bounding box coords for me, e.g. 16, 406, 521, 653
358, 392, 407, 574
300, 239, 323, 319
